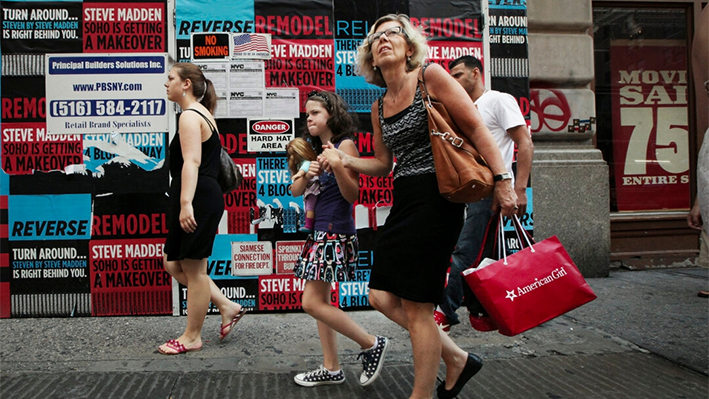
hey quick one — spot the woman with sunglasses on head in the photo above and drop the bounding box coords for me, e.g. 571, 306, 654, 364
291, 91, 389, 388
325, 14, 517, 399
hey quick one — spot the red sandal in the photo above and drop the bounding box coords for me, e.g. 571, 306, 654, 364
158, 339, 202, 355
220, 308, 247, 340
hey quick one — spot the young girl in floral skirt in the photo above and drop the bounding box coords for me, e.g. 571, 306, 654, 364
290, 91, 389, 387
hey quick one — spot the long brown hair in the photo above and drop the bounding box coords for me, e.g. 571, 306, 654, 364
301, 91, 355, 154
172, 62, 217, 113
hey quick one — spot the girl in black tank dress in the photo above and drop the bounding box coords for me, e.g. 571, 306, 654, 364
158, 63, 246, 355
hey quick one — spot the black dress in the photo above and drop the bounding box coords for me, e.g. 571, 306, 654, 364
368, 87, 465, 304
163, 109, 224, 261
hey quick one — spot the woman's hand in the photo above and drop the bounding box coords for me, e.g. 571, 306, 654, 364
319, 141, 347, 173
492, 180, 518, 217
320, 140, 360, 203
179, 203, 197, 233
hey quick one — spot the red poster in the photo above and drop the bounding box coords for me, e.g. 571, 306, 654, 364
610, 40, 690, 211
266, 39, 335, 112
357, 167, 393, 207
1, 122, 83, 175
89, 238, 171, 315
258, 274, 337, 311
225, 158, 257, 233
425, 40, 483, 70
275, 240, 305, 274
83, 2, 166, 53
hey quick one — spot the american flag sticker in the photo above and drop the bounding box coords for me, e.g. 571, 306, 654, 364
232, 33, 272, 60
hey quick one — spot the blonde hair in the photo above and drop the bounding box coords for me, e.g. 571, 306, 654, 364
355, 14, 428, 88
286, 137, 317, 175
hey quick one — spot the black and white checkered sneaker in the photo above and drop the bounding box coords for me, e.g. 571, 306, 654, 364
357, 336, 389, 386
294, 365, 345, 387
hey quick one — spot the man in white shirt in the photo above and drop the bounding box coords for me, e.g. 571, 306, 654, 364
434, 56, 534, 332
686, 6, 709, 297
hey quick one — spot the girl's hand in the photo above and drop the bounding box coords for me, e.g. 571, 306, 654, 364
305, 158, 321, 180
179, 203, 197, 233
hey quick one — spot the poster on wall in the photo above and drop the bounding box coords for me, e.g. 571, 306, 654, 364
332, 0, 409, 112
409, 0, 485, 70
2, 122, 83, 175
7, 194, 92, 316
82, 2, 166, 53
45, 53, 169, 135
175, 0, 253, 63
89, 238, 171, 316
488, 0, 529, 107
1, 1, 83, 54
610, 40, 690, 211
225, 158, 258, 233
191, 32, 231, 60
247, 118, 293, 151
232, 32, 271, 59
255, 0, 335, 111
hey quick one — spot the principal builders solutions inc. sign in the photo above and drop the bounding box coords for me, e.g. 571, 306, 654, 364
45, 54, 169, 135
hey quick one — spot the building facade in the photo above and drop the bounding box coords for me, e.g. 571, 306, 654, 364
529, 0, 706, 273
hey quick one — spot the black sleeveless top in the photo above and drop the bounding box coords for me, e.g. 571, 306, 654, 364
168, 108, 221, 182
378, 86, 436, 180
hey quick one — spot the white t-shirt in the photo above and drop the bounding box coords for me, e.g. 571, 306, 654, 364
698, 129, 709, 234
474, 90, 528, 177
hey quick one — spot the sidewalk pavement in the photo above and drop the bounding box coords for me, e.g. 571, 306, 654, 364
0, 267, 707, 399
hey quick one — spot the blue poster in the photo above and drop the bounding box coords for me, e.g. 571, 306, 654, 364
8, 194, 92, 241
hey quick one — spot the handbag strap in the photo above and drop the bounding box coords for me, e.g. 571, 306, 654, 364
417, 65, 483, 158
472, 211, 502, 268
512, 215, 535, 249
497, 214, 537, 265
418, 63, 434, 107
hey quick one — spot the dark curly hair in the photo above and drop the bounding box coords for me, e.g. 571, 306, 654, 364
301, 91, 355, 154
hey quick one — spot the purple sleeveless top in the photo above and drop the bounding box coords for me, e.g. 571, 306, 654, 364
312, 139, 356, 235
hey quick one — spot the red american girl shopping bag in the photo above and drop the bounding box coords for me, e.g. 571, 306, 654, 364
462, 215, 596, 336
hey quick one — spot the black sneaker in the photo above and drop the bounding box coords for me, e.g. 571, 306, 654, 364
357, 336, 389, 386
294, 365, 345, 387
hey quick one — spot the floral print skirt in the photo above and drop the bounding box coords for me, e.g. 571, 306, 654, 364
294, 230, 358, 283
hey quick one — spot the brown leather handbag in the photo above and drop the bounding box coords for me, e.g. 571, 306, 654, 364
418, 64, 494, 203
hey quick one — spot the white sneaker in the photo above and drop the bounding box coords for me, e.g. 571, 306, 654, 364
294, 365, 345, 387
357, 336, 389, 386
